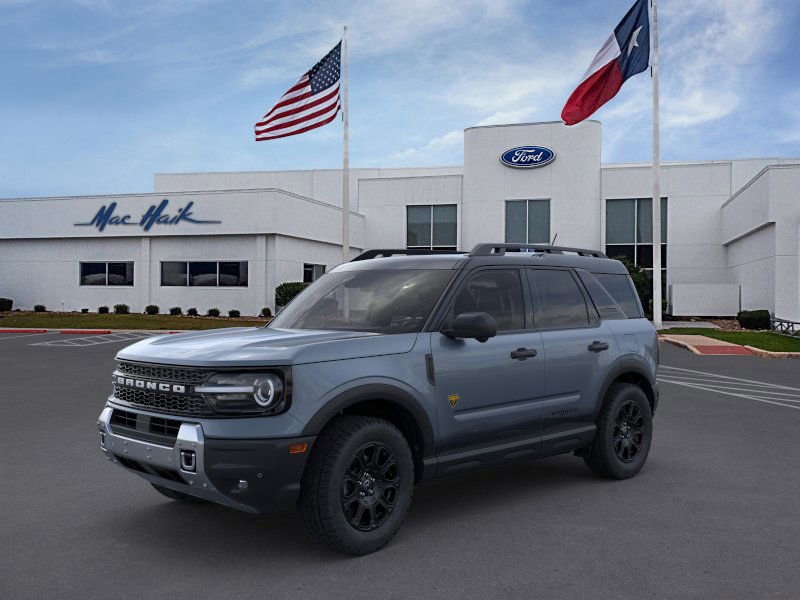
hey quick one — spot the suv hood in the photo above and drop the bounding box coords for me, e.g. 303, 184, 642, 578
115, 327, 418, 367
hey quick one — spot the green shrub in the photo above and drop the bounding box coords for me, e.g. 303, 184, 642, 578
144, 304, 159, 315
169, 306, 182, 316
275, 282, 310, 307
113, 304, 129, 315
737, 309, 771, 330
81, 308, 89, 313
260, 307, 272, 318
0, 298, 12, 312
34, 304, 46, 312
98, 306, 109, 314
207, 308, 220, 317
228, 309, 241, 318
187, 307, 198, 316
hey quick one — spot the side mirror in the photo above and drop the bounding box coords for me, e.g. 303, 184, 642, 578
443, 312, 497, 343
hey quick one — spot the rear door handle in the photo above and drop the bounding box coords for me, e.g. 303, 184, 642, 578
588, 341, 610, 353
510, 348, 537, 360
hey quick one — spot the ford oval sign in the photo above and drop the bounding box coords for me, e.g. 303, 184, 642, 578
500, 146, 556, 169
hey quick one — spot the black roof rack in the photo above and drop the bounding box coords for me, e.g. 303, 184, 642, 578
351, 248, 465, 262
469, 243, 608, 259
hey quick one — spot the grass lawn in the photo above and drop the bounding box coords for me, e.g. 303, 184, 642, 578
659, 327, 800, 352
0, 312, 268, 331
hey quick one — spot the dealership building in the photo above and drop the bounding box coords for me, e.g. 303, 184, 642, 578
1, 120, 798, 321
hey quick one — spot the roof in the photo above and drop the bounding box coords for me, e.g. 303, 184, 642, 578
338, 245, 628, 275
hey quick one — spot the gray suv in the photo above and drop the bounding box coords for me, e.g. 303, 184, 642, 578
97, 243, 659, 555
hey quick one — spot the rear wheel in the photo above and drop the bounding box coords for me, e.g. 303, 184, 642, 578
298, 416, 414, 555
583, 383, 653, 479
151, 483, 206, 503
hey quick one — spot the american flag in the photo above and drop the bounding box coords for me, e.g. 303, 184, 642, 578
254, 41, 342, 141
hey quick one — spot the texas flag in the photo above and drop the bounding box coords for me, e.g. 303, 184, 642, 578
561, 0, 650, 126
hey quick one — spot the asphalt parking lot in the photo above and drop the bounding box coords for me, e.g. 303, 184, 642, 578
1, 331, 799, 600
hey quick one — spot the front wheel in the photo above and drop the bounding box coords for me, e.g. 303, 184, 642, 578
583, 383, 653, 479
298, 416, 414, 555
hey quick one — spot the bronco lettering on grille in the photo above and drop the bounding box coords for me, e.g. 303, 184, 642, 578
115, 376, 187, 394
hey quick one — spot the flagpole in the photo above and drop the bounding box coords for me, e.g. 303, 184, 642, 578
651, 0, 662, 330
341, 25, 350, 262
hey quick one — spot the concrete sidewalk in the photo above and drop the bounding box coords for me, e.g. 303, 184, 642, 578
660, 334, 756, 355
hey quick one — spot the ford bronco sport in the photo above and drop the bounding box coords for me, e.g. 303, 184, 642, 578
97, 243, 659, 555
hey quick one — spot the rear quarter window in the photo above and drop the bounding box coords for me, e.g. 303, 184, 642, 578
593, 273, 643, 319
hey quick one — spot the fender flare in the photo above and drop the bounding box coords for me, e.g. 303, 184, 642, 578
301, 383, 436, 457
594, 356, 657, 419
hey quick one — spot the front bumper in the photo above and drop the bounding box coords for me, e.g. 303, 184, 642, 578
97, 406, 315, 514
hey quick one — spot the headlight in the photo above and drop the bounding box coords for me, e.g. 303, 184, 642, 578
196, 372, 285, 415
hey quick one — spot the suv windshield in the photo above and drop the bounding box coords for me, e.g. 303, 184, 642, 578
269, 269, 455, 333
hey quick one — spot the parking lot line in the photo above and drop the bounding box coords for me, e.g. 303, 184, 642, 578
658, 377, 800, 411
0, 331, 59, 341
659, 365, 800, 391
31, 332, 156, 347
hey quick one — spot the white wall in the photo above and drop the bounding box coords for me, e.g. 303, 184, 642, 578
670, 284, 740, 317
359, 175, 462, 249
153, 167, 463, 211
462, 121, 603, 251
603, 161, 733, 288
721, 165, 800, 321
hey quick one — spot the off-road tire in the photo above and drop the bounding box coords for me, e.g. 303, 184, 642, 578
583, 382, 653, 479
151, 483, 207, 503
298, 416, 414, 555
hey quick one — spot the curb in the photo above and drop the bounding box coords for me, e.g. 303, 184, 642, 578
0, 329, 49, 334
659, 337, 701, 355
743, 345, 800, 359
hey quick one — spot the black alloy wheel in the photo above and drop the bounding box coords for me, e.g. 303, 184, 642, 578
613, 400, 645, 463
583, 382, 653, 479
340, 442, 400, 531
299, 415, 414, 555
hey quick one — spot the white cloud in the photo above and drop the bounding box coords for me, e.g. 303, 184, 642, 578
660, 0, 779, 128
389, 129, 462, 162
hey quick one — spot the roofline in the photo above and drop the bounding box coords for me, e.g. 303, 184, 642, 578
464, 120, 600, 132
154, 166, 463, 177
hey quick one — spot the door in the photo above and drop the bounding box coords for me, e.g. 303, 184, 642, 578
526, 268, 617, 439
432, 268, 545, 454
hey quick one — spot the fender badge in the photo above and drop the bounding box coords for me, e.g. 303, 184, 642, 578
447, 394, 460, 408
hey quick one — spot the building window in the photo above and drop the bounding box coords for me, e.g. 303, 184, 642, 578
406, 204, 457, 250
80, 262, 134, 286
160, 261, 248, 287
303, 263, 326, 283
505, 199, 551, 244
605, 197, 667, 295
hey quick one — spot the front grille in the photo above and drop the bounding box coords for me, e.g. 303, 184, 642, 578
113, 384, 213, 416
110, 409, 185, 445
113, 360, 213, 417
117, 361, 210, 384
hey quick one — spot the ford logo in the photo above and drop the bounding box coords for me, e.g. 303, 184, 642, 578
500, 146, 556, 169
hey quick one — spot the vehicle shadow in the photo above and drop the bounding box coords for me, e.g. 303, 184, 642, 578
100, 454, 606, 562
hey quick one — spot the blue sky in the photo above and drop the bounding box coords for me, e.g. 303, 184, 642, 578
1, 0, 799, 198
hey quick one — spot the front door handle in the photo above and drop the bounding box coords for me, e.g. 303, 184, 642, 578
588, 341, 610, 352
510, 348, 537, 360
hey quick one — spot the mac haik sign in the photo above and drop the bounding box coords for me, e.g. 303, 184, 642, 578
75, 199, 221, 232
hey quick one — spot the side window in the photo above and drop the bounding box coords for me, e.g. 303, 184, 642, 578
593, 273, 643, 318
576, 269, 626, 320
529, 269, 590, 329
448, 270, 525, 332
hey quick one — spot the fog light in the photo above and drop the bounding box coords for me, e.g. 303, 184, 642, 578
99, 432, 106, 449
